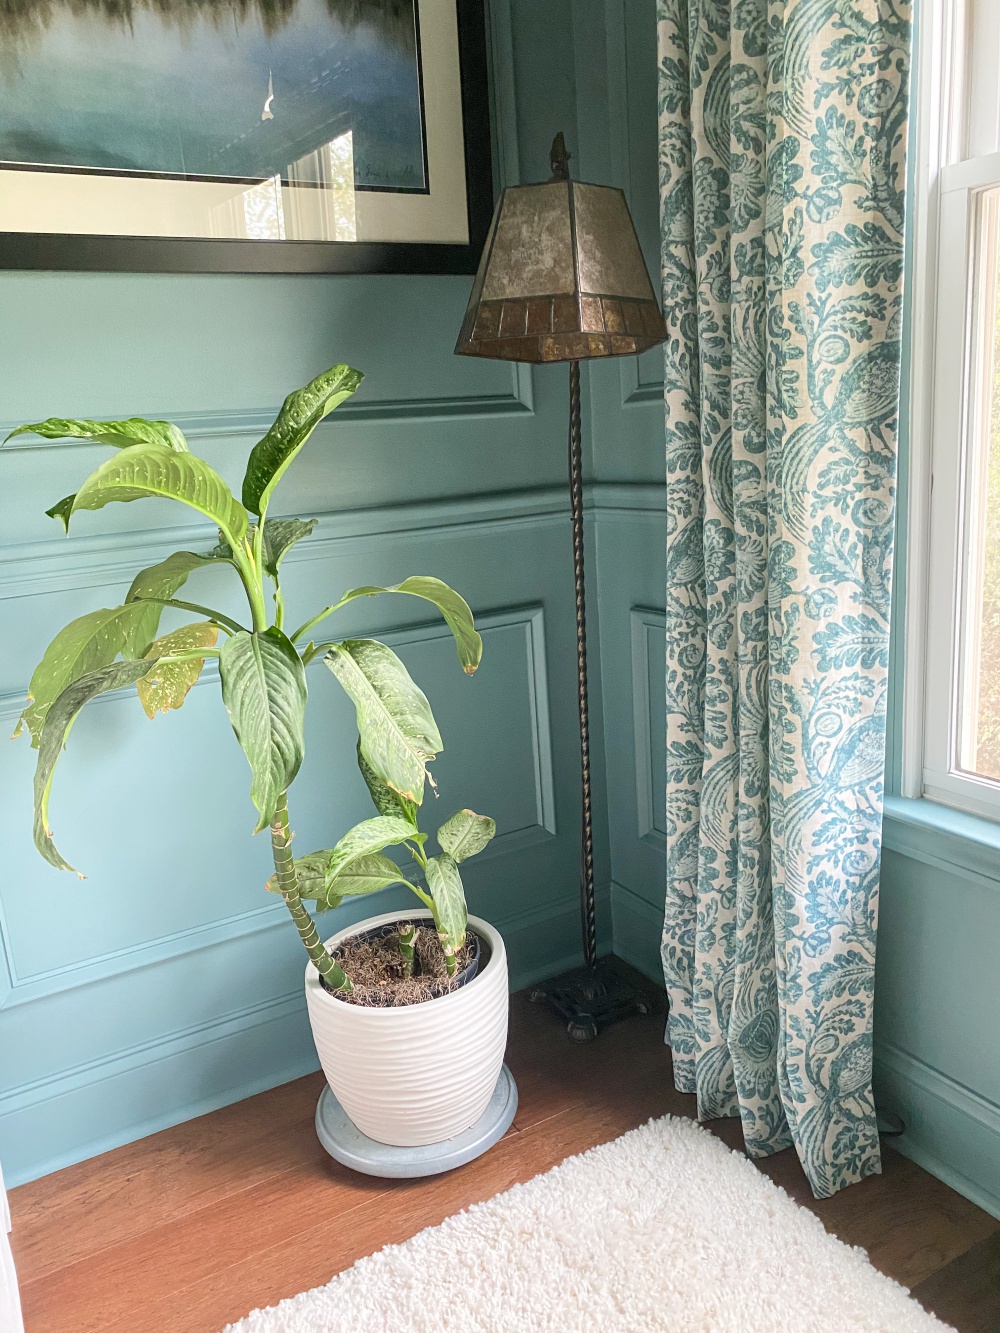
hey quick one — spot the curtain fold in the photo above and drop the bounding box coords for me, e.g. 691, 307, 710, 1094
658, 0, 911, 1197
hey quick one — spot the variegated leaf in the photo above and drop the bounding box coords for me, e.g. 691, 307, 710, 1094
323, 639, 441, 804
136, 623, 218, 718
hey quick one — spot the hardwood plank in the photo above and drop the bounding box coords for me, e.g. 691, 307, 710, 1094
9, 1073, 327, 1279
911, 1232, 1000, 1332
758, 1142, 1000, 1289
10, 978, 1000, 1333
18, 1151, 395, 1333
107, 1096, 669, 1333
505, 992, 682, 1132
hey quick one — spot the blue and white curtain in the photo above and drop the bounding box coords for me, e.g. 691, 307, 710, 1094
658, 0, 911, 1196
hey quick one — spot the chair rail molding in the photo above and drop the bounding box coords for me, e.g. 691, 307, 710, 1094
0, 365, 536, 455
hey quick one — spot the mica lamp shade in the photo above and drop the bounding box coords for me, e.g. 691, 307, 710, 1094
454, 179, 666, 364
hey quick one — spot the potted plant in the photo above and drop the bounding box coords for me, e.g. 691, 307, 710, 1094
7, 364, 509, 1150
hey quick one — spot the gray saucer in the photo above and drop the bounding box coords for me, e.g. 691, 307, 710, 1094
315, 1065, 518, 1178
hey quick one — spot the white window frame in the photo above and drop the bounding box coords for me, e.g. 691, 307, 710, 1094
903, 0, 1000, 819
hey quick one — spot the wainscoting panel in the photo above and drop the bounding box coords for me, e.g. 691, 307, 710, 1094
0, 0, 680, 1190
0, 485, 626, 1183
872, 844, 1000, 1218
0, 486, 632, 1185
582, 0, 665, 484
594, 499, 667, 981
630, 607, 667, 849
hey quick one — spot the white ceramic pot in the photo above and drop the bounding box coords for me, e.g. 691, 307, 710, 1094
304, 909, 509, 1147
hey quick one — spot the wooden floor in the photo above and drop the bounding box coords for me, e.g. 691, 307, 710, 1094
9, 978, 1000, 1333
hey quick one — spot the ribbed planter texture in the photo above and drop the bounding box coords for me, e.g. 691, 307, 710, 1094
304, 909, 509, 1147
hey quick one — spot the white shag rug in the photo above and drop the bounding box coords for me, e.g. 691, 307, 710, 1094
222, 1115, 952, 1333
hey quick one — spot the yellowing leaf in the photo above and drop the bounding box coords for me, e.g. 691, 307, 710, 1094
136, 623, 218, 718
18, 602, 159, 746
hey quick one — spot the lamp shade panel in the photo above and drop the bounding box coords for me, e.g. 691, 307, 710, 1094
455, 179, 666, 364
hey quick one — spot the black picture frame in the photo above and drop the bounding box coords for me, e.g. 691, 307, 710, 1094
0, 0, 494, 276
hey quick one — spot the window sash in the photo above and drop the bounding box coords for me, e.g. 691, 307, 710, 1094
905, 0, 1000, 821
922, 159, 1000, 815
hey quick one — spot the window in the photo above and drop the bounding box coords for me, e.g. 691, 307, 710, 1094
905, 0, 1000, 818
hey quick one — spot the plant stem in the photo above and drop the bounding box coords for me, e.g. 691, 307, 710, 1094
270, 791, 352, 993
157, 648, 222, 664
290, 600, 349, 644
132, 597, 246, 636
230, 543, 269, 634
397, 922, 417, 977
439, 933, 458, 976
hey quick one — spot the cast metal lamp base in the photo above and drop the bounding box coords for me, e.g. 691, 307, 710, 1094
529, 958, 652, 1043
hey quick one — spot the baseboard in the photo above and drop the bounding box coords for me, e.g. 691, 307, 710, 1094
1, 997, 321, 1188
874, 1040, 1000, 1220
609, 880, 663, 984
1, 896, 599, 1186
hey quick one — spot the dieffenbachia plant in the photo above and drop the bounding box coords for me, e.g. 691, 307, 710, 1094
8, 364, 496, 993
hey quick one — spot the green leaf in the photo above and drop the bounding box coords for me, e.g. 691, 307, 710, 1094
268, 849, 343, 906
425, 853, 468, 953
325, 853, 415, 903
136, 622, 218, 718
242, 364, 364, 517
123, 548, 225, 654
18, 603, 161, 746
214, 517, 317, 578
219, 627, 307, 831
18, 547, 228, 742
6, 416, 189, 452
270, 850, 414, 910
127, 548, 224, 605
437, 809, 496, 862
46, 494, 76, 526
54, 445, 249, 545
335, 576, 482, 674
34, 657, 158, 872
324, 639, 442, 804
325, 815, 424, 880
357, 741, 418, 824
261, 517, 317, 577
269, 809, 426, 911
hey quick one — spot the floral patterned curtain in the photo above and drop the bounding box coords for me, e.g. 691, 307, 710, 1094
658, 0, 910, 1197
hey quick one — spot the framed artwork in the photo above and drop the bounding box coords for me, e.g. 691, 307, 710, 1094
0, 0, 493, 274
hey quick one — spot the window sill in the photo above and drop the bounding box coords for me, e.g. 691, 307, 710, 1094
882, 795, 1000, 890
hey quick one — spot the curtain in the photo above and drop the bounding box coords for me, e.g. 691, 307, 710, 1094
658, 0, 911, 1197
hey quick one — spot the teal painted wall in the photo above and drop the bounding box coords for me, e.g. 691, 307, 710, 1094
583, 0, 668, 979
0, 0, 673, 1186
0, 0, 636, 1186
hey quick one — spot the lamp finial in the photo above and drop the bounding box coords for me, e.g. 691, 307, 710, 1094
549, 132, 571, 182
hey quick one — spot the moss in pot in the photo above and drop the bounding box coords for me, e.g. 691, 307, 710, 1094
326, 920, 482, 1006
9, 366, 509, 1145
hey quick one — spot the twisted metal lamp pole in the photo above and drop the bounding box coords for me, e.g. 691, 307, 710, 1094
455, 134, 667, 1040
566, 357, 599, 976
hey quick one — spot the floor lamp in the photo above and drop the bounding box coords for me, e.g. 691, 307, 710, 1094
455, 134, 667, 1040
